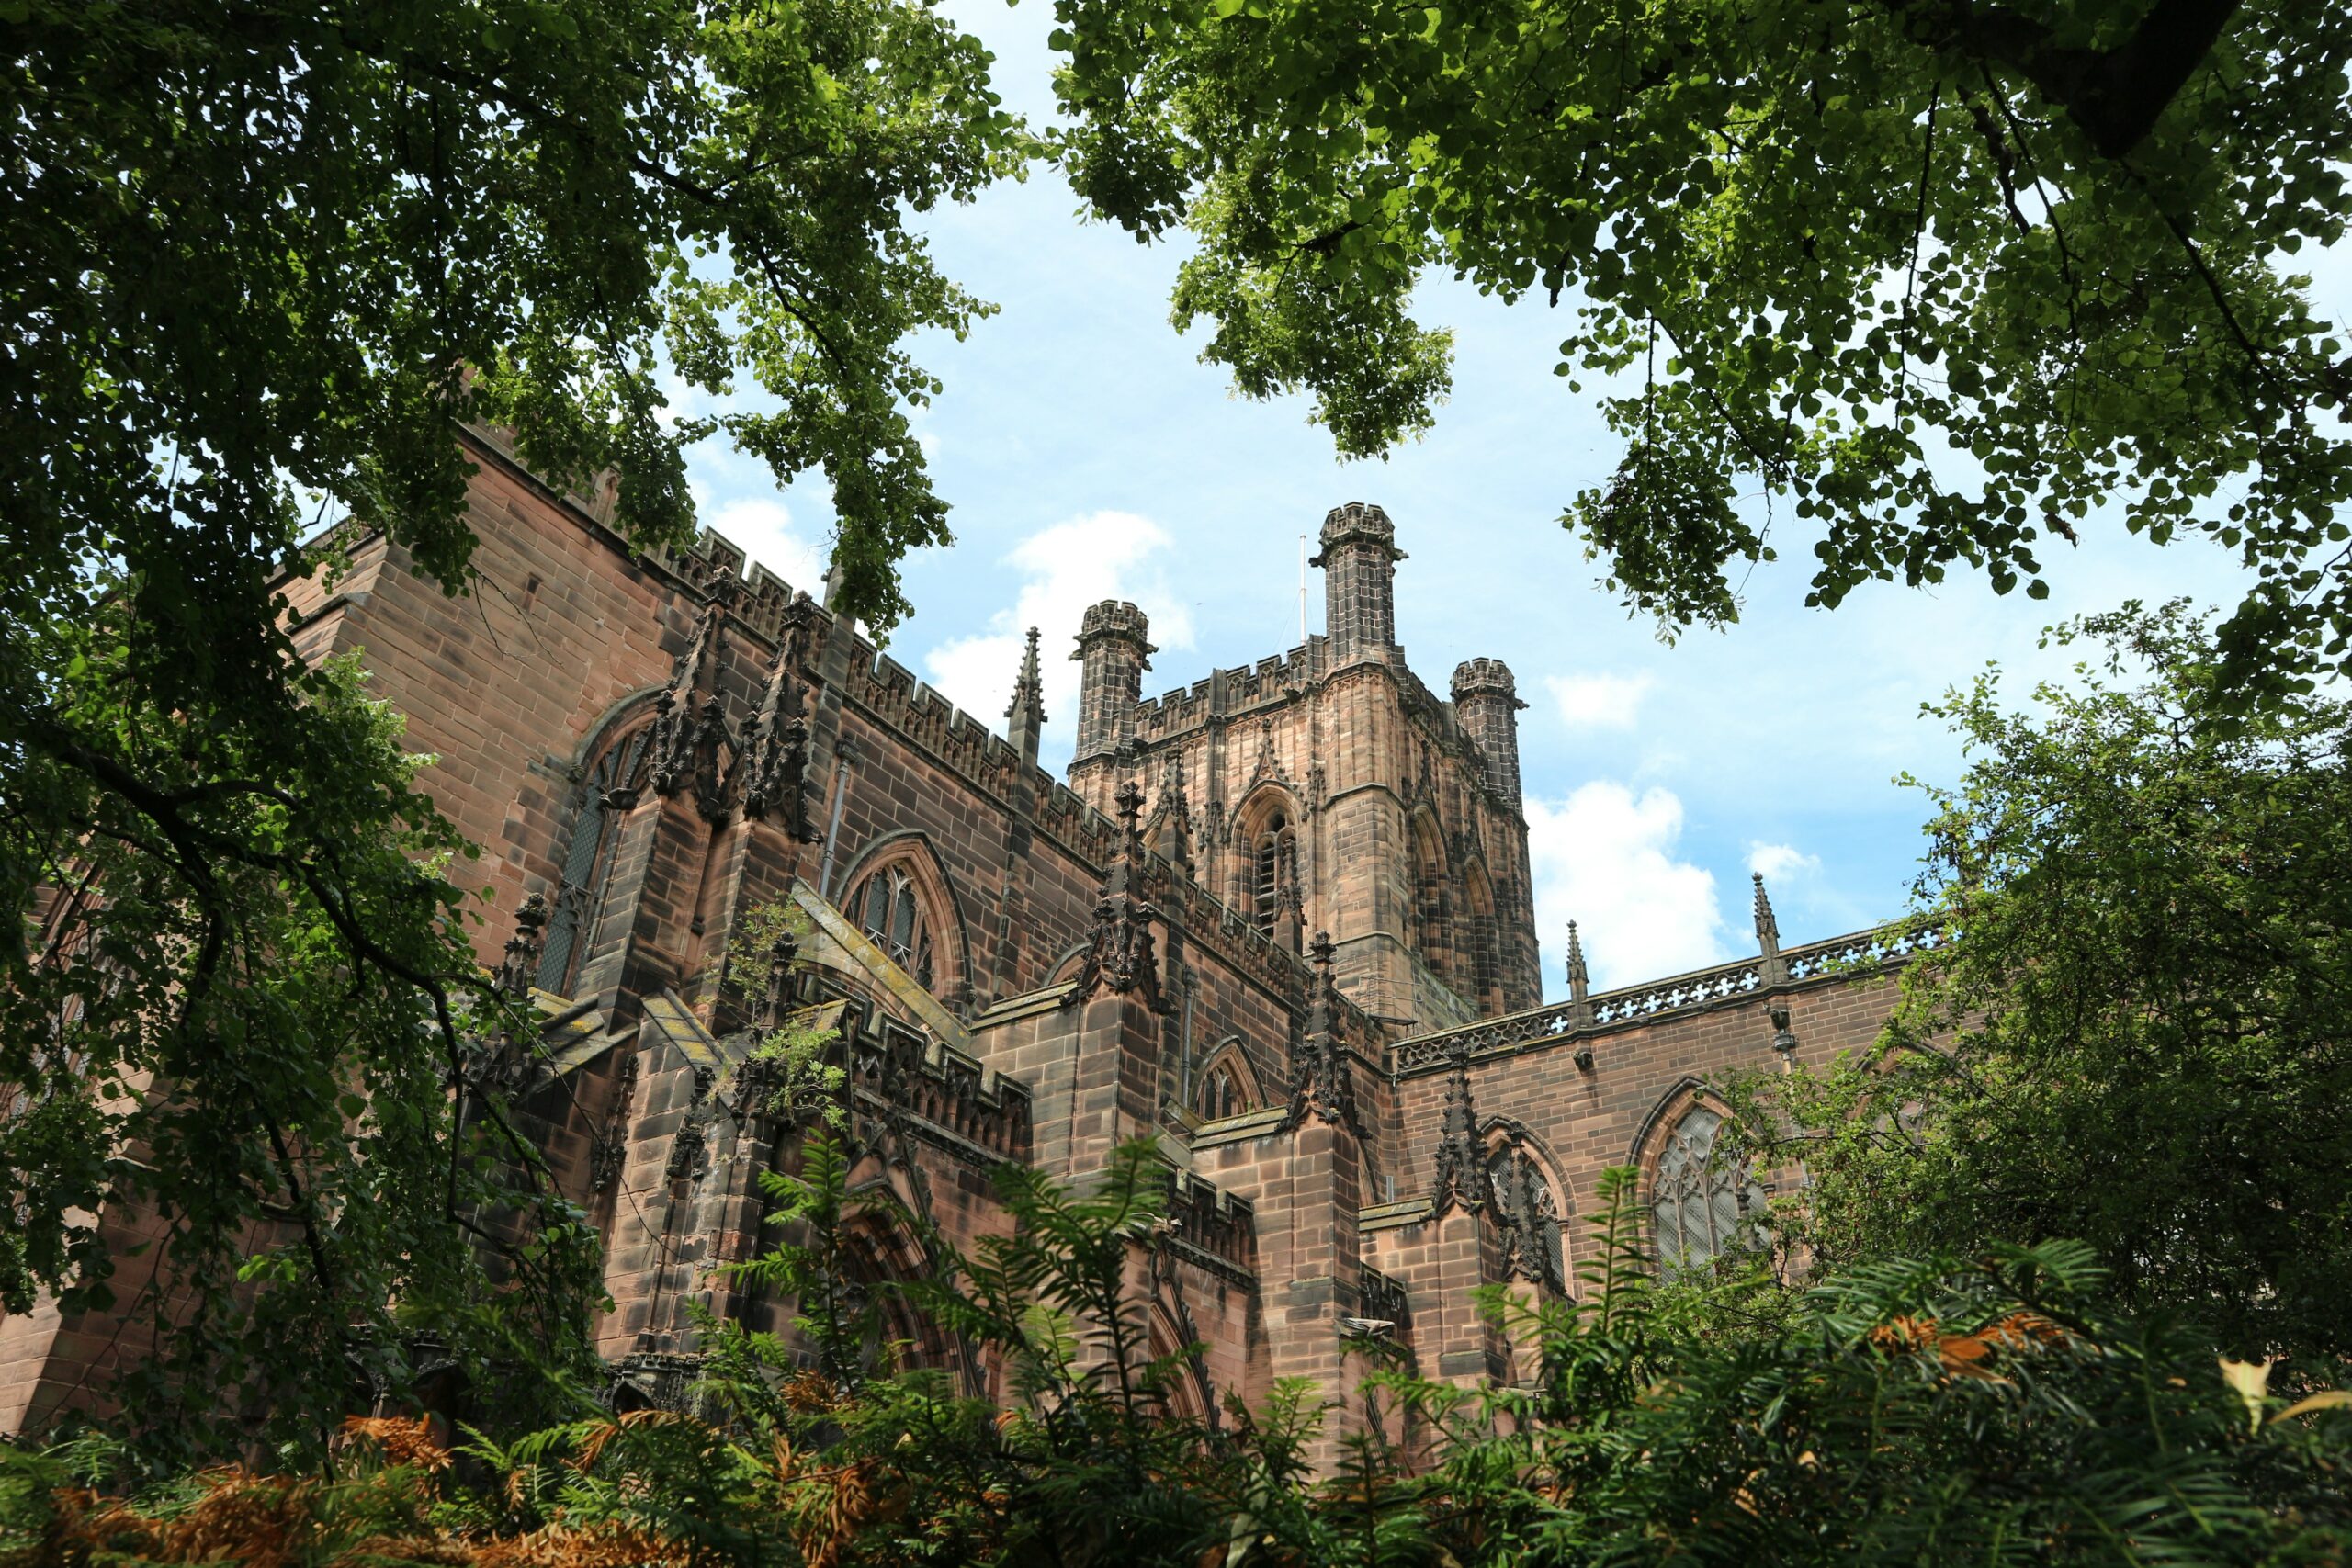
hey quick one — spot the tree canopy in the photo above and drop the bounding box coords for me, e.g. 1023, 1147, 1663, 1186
1046, 0, 2352, 700
1725, 604, 2352, 1364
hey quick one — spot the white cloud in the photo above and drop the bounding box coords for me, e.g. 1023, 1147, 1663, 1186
1747, 841, 1821, 882
921, 511, 1197, 762
1544, 671, 1657, 730
1526, 783, 1727, 993
706, 496, 831, 598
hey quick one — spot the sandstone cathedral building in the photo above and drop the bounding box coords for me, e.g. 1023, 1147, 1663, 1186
0, 427, 1928, 1455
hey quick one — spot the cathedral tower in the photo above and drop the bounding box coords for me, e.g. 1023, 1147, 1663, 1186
1067, 503, 1542, 1028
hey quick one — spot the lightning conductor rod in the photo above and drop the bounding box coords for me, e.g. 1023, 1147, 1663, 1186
1298, 534, 1308, 648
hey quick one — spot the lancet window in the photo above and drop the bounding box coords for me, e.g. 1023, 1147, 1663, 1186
537, 725, 653, 995
1251, 811, 1297, 938
852, 864, 933, 990
1197, 1065, 1240, 1122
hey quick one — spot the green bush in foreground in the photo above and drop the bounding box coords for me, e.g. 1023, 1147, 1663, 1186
4, 1143, 2346, 1568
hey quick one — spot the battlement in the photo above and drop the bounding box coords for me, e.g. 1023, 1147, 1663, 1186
1165, 1168, 1259, 1285
1314, 501, 1404, 561
791, 974, 1035, 1166
1075, 599, 1155, 651
1451, 657, 1518, 702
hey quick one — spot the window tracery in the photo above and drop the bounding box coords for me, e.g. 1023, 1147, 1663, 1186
851, 864, 933, 990
539, 724, 654, 995
1650, 1105, 1758, 1278
1197, 1065, 1239, 1122
1251, 810, 1297, 938
1487, 1141, 1566, 1289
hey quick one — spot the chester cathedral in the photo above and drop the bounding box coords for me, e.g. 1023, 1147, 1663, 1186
0, 426, 1927, 1458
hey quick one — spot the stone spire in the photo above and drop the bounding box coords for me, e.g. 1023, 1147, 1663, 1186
1429, 1042, 1485, 1215
1753, 872, 1787, 985
1005, 626, 1046, 767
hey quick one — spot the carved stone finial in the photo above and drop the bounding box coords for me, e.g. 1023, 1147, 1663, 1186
1068, 892, 1160, 1007
1069, 783, 1162, 1008
1429, 1042, 1484, 1215
1565, 920, 1589, 1003
688, 694, 732, 822
1149, 751, 1193, 875
1005, 626, 1048, 764
1007, 627, 1046, 721
1273, 831, 1305, 955
740, 626, 816, 839
647, 689, 685, 798
1754, 872, 1788, 984
1292, 931, 1351, 1127
498, 892, 549, 1000
651, 600, 723, 804
1505, 1142, 1561, 1288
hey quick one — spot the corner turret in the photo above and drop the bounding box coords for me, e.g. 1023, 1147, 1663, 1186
1311, 502, 1407, 666
1071, 601, 1153, 764
1451, 658, 1526, 812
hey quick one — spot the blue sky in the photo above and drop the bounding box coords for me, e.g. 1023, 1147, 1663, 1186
674, 1, 2339, 999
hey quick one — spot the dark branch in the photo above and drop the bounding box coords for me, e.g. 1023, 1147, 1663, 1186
1879, 0, 2245, 160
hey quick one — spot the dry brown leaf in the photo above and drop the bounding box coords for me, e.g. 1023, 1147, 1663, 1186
344, 1414, 453, 1473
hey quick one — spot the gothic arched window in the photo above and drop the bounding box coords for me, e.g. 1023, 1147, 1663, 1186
1651, 1105, 1756, 1278
1487, 1142, 1566, 1289
538, 724, 655, 995
1251, 811, 1296, 938
1411, 812, 1450, 978
852, 865, 933, 990
1197, 1065, 1239, 1122
1463, 862, 1503, 1014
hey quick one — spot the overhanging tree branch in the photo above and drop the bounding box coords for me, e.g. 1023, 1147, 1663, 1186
1876, 0, 2245, 159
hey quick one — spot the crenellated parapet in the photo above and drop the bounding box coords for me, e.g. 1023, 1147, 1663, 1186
1163, 1169, 1259, 1287
781, 971, 1036, 1167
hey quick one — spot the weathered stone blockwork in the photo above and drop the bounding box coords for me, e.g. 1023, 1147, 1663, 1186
6, 438, 1914, 1467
